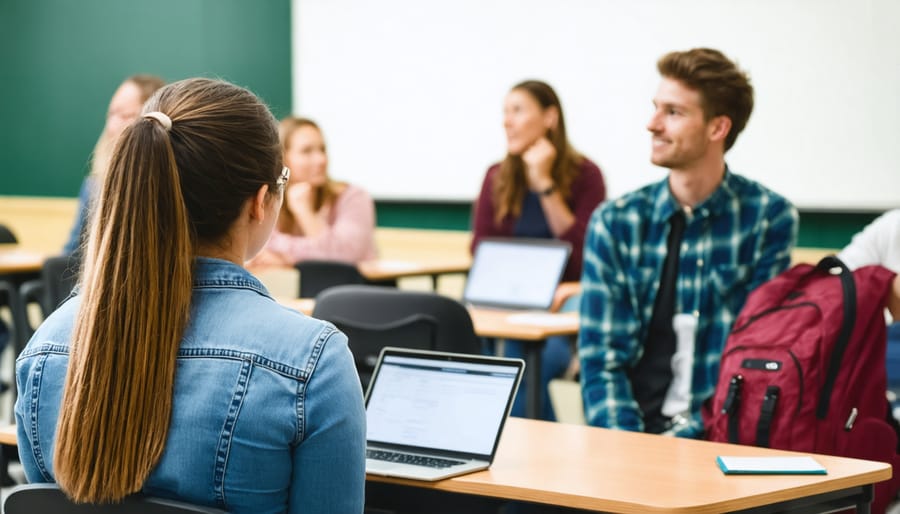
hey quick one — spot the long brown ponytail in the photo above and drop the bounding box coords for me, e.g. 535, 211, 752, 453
54, 78, 282, 503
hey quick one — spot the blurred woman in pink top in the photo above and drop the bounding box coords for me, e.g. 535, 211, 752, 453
252, 117, 378, 265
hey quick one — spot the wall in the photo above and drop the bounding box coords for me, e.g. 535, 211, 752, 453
0, 0, 885, 249
293, 0, 900, 210
0, 0, 292, 198
375, 202, 877, 249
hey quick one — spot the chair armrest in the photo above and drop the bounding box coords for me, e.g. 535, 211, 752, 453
0, 280, 34, 355
19, 280, 44, 316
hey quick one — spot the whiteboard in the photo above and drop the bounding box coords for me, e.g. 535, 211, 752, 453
292, 0, 900, 210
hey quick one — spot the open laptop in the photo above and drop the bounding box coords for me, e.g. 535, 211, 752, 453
463, 238, 572, 310
364, 347, 525, 481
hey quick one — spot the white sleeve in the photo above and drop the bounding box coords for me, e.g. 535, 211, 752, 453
838, 209, 900, 271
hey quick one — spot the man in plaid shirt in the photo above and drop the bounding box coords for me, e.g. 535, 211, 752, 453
578, 48, 798, 438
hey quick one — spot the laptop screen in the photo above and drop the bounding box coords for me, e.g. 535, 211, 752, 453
463, 238, 571, 310
365, 349, 523, 458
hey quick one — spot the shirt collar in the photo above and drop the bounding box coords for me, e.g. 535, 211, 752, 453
652, 164, 737, 223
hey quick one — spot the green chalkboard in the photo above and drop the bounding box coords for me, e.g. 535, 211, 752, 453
0, 0, 292, 198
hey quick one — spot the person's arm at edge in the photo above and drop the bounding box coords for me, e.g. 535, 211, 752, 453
888, 275, 900, 321
578, 206, 644, 432
838, 209, 900, 269
288, 329, 366, 513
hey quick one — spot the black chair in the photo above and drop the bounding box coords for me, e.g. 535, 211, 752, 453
0, 224, 17, 245
295, 259, 396, 298
0, 224, 21, 326
20, 254, 81, 322
17, 253, 81, 350
3, 483, 227, 513
312, 285, 482, 389
295, 260, 368, 298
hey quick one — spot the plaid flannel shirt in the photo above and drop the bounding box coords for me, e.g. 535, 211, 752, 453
578, 169, 798, 437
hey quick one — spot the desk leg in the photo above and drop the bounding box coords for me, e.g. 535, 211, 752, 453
0, 443, 5, 487
857, 483, 873, 514
523, 340, 545, 420
730, 484, 874, 513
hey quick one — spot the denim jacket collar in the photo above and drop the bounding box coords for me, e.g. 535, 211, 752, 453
192, 257, 270, 297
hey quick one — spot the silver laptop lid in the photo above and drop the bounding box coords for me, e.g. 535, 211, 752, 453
463, 238, 572, 310
364, 347, 524, 462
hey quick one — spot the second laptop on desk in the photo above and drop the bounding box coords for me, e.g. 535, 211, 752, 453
463, 238, 571, 311
364, 347, 524, 481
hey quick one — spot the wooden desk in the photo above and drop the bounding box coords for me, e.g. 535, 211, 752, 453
0, 425, 15, 447
468, 308, 578, 340
469, 307, 578, 419
1, 418, 887, 513
0, 246, 44, 275
369, 417, 891, 513
280, 297, 578, 420
358, 257, 471, 287
257, 256, 471, 296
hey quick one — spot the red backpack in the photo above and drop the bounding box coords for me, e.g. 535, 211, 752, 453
704, 256, 899, 513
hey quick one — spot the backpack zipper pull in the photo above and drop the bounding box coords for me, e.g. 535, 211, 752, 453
756, 385, 781, 447
723, 375, 743, 444
844, 407, 858, 431
722, 374, 743, 414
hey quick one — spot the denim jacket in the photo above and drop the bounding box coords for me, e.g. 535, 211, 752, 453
15, 257, 366, 513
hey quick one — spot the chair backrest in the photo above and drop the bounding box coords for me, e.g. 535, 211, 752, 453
330, 314, 437, 388
0, 224, 17, 244
20, 253, 80, 324
312, 285, 482, 388
41, 254, 80, 313
295, 260, 368, 298
3, 483, 227, 513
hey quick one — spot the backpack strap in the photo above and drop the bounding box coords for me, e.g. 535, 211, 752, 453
756, 385, 780, 447
722, 374, 743, 443
814, 256, 856, 419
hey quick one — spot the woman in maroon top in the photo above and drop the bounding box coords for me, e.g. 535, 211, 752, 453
471, 80, 606, 420
471, 80, 606, 282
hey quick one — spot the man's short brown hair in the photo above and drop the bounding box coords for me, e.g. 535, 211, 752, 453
658, 48, 753, 151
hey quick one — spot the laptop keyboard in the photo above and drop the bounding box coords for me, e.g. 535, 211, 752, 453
367, 449, 465, 469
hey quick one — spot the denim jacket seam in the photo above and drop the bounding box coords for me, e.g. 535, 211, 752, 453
177, 348, 307, 380
213, 357, 253, 506
28, 354, 53, 481
294, 326, 335, 444
192, 280, 269, 297
18, 343, 70, 361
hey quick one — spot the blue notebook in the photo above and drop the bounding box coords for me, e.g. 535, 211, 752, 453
716, 456, 827, 475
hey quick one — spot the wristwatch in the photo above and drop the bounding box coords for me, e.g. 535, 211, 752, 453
539, 184, 556, 197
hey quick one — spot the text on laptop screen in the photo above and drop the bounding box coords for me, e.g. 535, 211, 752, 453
366, 355, 519, 456
464, 239, 570, 309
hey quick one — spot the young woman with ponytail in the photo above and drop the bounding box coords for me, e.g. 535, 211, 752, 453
15, 78, 366, 513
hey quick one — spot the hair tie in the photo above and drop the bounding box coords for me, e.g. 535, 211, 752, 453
143, 111, 172, 131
